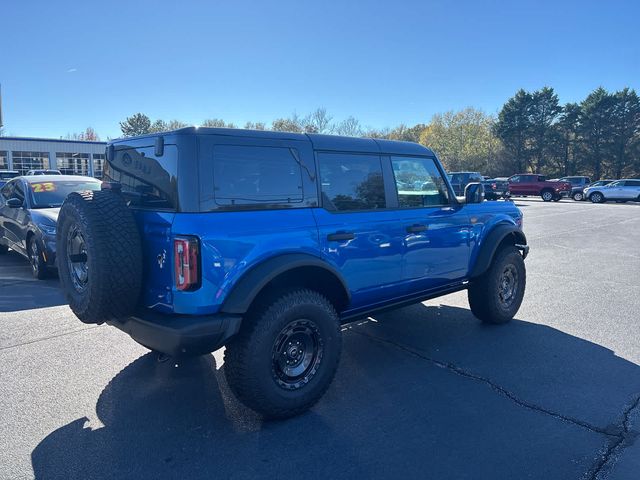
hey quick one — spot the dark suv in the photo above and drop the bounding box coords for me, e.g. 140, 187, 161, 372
558, 176, 592, 201
56, 128, 529, 418
448, 171, 484, 196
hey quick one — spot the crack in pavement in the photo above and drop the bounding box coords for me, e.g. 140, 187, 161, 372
349, 327, 622, 437
586, 395, 640, 480
0, 325, 103, 352
348, 326, 640, 479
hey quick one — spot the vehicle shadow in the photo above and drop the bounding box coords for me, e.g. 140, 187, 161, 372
0, 251, 65, 312
31, 304, 640, 479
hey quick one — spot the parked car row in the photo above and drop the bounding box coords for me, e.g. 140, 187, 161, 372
449, 171, 640, 204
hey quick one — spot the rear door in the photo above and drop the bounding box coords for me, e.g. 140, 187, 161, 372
622, 180, 640, 199
389, 156, 470, 292
313, 151, 405, 310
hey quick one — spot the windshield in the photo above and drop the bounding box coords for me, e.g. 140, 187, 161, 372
28, 180, 101, 208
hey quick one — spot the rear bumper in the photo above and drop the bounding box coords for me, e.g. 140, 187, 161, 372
108, 310, 243, 357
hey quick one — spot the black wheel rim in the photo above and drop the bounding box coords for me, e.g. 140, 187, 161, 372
67, 225, 89, 292
272, 319, 324, 390
30, 241, 39, 274
498, 264, 518, 308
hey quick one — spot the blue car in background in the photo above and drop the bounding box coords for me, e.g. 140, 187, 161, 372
55, 127, 529, 419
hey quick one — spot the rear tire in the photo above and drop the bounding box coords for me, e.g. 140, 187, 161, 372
224, 289, 342, 419
541, 190, 554, 202
56, 190, 142, 324
468, 246, 526, 324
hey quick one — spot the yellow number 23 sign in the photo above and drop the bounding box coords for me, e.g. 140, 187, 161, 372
31, 182, 56, 193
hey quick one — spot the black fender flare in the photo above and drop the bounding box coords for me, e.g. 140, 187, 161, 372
470, 224, 528, 278
221, 253, 351, 314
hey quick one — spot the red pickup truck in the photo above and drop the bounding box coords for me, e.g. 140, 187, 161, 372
508, 174, 572, 202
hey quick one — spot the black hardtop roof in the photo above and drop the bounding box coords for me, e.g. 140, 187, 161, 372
110, 126, 435, 156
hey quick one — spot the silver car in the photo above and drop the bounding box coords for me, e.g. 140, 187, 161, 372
584, 179, 640, 203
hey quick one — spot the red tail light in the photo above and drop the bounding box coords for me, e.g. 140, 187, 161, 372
174, 237, 200, 291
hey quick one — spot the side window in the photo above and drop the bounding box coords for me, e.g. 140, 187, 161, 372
213, 145, 303, 206
628, 180, 640, 187
510, 176, 521, 183
391, 156, 450, 208
469, 173, 483, 182
318, 153, 385, 211
1, 182, 14, 202
13, 181, 25, 203
537, 176, 546, 182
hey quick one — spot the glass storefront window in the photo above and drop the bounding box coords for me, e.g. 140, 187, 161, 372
93, 153, 105, 178
56, 152, 89, 176
0, 151, 7, 170
12, 151, 50, 175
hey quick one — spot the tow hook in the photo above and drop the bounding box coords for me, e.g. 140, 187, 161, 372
514, 243, 529, 259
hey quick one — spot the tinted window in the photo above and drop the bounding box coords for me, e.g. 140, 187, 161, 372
318, 153, 385, 211
625, 180, 640, 187
103, 145, 178, 210
392, 156, 449, 207
213, 145, 303, 207
510, 176, 521, 183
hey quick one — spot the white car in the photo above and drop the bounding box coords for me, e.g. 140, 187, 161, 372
585, 179, 640, 203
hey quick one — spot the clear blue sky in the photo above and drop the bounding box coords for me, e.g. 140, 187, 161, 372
1, 0, 638, 139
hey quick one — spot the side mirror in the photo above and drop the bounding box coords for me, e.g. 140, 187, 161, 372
7, 198, 23, 208
464, 182, 484, 204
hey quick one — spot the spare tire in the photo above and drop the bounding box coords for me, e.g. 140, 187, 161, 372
56, 190, 142, 324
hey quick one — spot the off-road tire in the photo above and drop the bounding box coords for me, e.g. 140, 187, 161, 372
224, 289, 342, 419
28, 237, 48, 280
468, 246, 526, 324
541, 190, 554, 202
56, 190, 142, 324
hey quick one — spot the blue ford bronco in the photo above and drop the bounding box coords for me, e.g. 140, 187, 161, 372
56, 127, 528, 418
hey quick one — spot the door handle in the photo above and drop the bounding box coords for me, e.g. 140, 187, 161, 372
327, 231, 355, 241
406, 224, 428, 233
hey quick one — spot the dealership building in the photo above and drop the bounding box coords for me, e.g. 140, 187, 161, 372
0, 137, 107, 178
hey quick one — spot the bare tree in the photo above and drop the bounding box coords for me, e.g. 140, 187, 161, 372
333, 116, 362, 137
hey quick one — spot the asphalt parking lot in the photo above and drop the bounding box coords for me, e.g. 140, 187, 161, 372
1, 198, 639, 480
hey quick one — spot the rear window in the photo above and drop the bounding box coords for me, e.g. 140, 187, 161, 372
212, 145, 303, 207
103, 145, 178, 210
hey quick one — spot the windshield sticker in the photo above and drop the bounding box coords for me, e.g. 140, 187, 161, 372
31, 182, 56, 193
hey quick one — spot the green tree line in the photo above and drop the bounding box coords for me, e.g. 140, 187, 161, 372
118, 86, 640, 179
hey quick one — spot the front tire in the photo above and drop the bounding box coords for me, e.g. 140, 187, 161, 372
224, 289, 342, 419
541, 190, 554, 202
29, 238, 48, 280
468, 246, 526, 324
573, 192, 584, 201
590, 192, 605, 203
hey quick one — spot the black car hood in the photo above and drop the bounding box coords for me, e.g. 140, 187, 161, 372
30, 208, 60, 224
